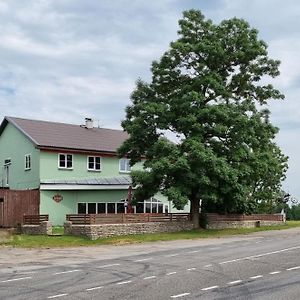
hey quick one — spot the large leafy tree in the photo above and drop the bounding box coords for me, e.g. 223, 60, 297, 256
118, 10, 288, 228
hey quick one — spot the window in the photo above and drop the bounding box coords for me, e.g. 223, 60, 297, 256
87, 156, 101, 171
119, 158, 131, 173
88, 203, 96, 214
4, 158, 10, 186
97, 203, 106, 213
58, 154, 73, 169
107, 203, 115, 214
78, 203, 87, 214
25, 154, 31, 170
136, 198, 167, 213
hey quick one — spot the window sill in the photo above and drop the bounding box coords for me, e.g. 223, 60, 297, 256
119, 171, 131, 174
88, 169, 102, 172
58, 168, 74, 170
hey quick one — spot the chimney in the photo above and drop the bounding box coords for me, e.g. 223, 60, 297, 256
85, 118, 93, 129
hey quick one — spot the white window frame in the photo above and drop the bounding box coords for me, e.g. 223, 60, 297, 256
119, 158, 131, 173
3, 158, 11, 186
87, 156, 101, 172
77, 202, 127, 214
58, 153, 73, 169
24, 154, 31, 170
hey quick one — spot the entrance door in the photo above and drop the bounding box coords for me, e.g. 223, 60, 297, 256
0, 198, 4, 227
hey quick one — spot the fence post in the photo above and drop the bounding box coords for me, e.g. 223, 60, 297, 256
170, 214, 173, 222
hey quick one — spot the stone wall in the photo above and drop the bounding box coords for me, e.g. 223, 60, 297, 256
64, 221, 193, 240
21, 221, 52, 235
206, 220, 283, 229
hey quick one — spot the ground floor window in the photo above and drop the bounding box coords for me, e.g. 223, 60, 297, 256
77, 202, 126, 214
136, 198, 166, 213
77, 198, 169, 214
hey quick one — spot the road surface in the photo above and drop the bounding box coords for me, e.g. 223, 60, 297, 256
1, 227, 300, 299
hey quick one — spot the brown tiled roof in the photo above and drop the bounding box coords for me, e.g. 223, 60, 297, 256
1, 116, 128, 153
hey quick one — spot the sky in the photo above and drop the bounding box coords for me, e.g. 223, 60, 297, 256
0, 0, 299, 200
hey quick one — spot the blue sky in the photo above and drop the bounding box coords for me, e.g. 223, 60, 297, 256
0, 0, 299, 200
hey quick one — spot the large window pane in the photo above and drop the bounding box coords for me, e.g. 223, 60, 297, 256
97, 203, 105, 213
107, 203, 115, 214
152, 203, 157, 213
78, 203, 86, 214
145, 203, 151, 213
158, 204, 163, 213
136, 202, 144, 213
117, 203, 125, 213
88, 203, 96, 214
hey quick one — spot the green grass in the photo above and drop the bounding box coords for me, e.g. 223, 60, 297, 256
1, 221, 300, 249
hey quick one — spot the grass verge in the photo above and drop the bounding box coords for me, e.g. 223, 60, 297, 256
1, 221, 300, 248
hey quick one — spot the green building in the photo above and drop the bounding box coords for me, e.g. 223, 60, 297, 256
0, 116, 188, 225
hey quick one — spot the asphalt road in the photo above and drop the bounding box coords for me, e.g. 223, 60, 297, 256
1, 228, 300, 299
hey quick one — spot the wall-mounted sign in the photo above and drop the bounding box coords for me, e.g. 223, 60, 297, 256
53, 194, 63, 203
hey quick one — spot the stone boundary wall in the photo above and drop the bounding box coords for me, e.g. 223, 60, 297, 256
206, 220, 283, 229
21, 221, 52, 235
64, 221, 194, 240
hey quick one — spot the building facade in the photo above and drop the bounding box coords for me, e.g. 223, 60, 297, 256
0, 116, 188, 225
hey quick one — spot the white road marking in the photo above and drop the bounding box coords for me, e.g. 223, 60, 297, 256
204, 264, 212, 267
117, 280, 132, 285
54, 270, 80, 275
134, 258, 153, 262
86, 286, 103, 291
98, 263, 120, 268
219, 245, 300, 265
287, 266, 300, 271
0, 276, 32, 283
47, 294, 68, 299
250, 275, 263, 279
165, 254, 179, 257
144, 276, 156, 280
227, 280, 242, 285
166, 272, 177, 276
187, 250, 199, 254
201, 285, 219, 291
171, 293, 190, 298
187, 268, 196, 271
269, 271, 281, 275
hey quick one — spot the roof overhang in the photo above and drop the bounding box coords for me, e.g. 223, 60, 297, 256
40, 184, 130, 190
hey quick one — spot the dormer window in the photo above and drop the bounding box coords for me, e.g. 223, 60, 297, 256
58, 154, 73, 169
119, 158, 131, 173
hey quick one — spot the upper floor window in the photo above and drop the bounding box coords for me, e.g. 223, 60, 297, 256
58, 154, 73, 169
25, 154, 31, 170
119, 158, 131, 173
3, 158, 10, 186
87, 156, 101, 171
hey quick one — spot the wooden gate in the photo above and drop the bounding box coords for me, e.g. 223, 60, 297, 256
0, 189, 40, 227
0, 198, 4, 227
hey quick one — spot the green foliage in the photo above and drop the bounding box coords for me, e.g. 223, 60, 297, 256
118, 10, 288, 226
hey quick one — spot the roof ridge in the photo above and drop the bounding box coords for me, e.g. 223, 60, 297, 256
6, 116, 125, 132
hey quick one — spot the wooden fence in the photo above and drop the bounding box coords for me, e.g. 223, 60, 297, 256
66, 213, 191, 225
0, 189, 40, 227
204, 213, 284, 222
23, 214, 49, 225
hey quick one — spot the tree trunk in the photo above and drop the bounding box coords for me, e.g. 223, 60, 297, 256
190, 197, 200, 229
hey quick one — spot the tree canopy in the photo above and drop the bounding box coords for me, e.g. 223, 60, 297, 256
118, 10, 288, 228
